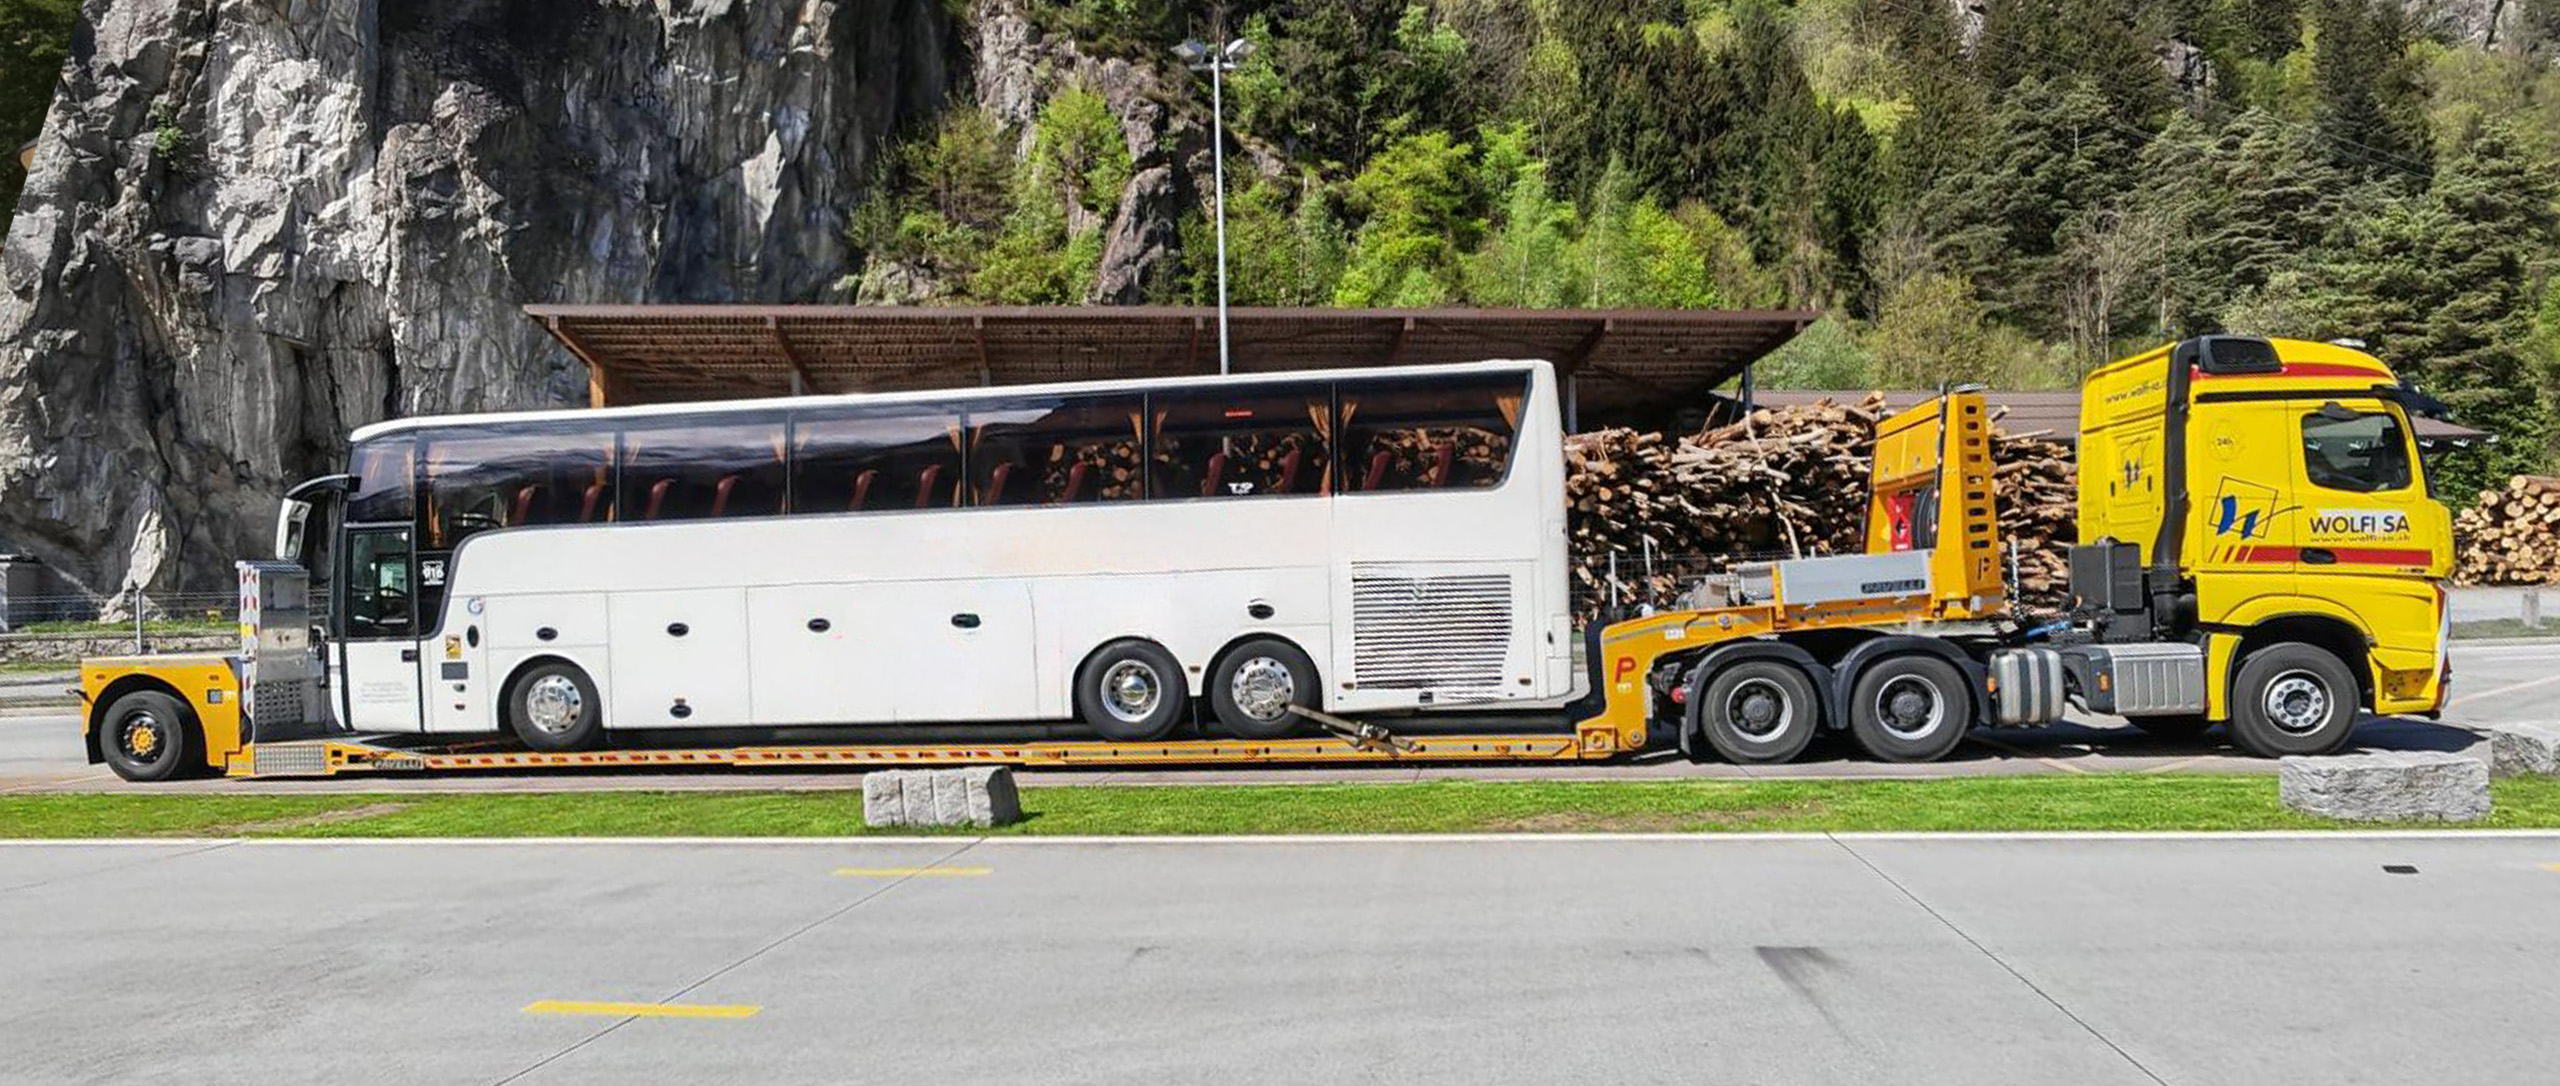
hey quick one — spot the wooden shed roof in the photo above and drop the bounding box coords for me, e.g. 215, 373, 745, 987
527, 304, 1817, 417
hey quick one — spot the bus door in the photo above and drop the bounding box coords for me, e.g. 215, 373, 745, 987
335, 524, 425, 732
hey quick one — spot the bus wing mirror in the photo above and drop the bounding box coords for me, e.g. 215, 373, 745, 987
276, 500, 311, 562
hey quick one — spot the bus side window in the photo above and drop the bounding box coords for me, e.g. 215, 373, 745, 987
791, 405, 965, 513
623, 416, 788, 521
1151, 384, 1332, 499
1339, 374, 1525, 492
966, 395, 1145, 507
422, 424, 617, 549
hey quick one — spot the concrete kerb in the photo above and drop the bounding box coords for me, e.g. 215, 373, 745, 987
2279, 750, 2492, 822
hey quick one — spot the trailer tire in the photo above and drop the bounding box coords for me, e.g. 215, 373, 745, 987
1847, 655, 1973, 763
507, 661, 603, 753
2227, 643, 2359, 758
99, 689, 193, 783
1696, 661, 1819, 764
1075, 640, 1188, 741
2127, 714, 2213, 740
1208, 638, 1318, 740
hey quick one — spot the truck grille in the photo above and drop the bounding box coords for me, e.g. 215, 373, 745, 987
1350, 571, 1513, 691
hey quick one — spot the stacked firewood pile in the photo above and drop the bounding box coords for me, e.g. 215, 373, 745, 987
1565, 396, 2080, 617
2454, 475, 2560, 584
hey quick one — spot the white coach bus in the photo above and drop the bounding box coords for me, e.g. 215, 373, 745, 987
281, 360, 1575, 751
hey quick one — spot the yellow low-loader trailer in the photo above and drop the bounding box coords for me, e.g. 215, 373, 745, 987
76, 336, 2456, 780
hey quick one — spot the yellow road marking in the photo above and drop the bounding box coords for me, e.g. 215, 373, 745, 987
2541, 864, 2560, 874
834, 866, 991, 878
524, 1000, 759, 1019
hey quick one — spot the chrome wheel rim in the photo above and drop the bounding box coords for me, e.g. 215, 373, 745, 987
523, 674, 585, 735
1873, 675, 1947, 741
2263, 670, 2330, 735
1099, 660, 1163, 724
1229, 657, 1296, 723
1724, 677, 1793, 740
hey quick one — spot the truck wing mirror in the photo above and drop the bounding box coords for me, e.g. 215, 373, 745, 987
2316, 402, 2362, 423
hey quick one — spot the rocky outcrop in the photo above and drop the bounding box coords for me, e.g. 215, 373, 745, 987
969, 0, 1195, 304
0, 0, 952, 596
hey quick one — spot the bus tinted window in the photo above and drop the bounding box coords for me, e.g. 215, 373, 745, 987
623, 416, 788, 521
1152, 384, 1331, 499
966, 396, 1145, 506
346, 438, 416, 524
1339, 373, 1526, 491
793, 405, 965, 512
422, 425, 617, 548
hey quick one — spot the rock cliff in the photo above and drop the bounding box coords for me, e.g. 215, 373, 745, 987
0, 0, 952, 596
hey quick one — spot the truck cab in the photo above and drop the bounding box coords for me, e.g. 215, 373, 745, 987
2075, 335, 2453, 753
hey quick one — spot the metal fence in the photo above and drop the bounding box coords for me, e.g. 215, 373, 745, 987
0, 588, 242, 649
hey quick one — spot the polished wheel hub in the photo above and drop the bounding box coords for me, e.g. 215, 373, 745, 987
524, 675, 585, 735
1100, 660, 1162, 723
2264, 671, 2330, 734
1230, 657, 1295, 722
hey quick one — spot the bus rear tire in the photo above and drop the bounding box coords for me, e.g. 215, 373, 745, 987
100, 690, 193, 783
1847, 655, 1973, 763
1695, 660, 1819, 764
2227, 643, 2359, 758
508, 661, 603, 753
1209, 638, 1318, 740
1074, 640, 1187, 742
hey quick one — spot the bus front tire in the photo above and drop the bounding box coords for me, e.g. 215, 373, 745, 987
1847, 655, 1974, 764
99, 690, 194, 783
508, 661, 603, 753
2227, 644, 2360, 758
1695, 660, 1819, 765
1209, 638, 1318, 740
1074, 640, 1188, 742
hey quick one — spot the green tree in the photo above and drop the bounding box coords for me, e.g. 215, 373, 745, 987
1028, 85, 1131, 221
1464, 155, 1581, 307
0, 0, 78, 236
2306, 0, 2432, 186
1331, 130, 1480, 306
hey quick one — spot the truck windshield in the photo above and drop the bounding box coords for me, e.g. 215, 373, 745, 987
2300, 408, 2412, 493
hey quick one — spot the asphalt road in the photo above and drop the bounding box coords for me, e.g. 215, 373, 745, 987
4, 834, 2559, 1084
5, 640, 2554, 793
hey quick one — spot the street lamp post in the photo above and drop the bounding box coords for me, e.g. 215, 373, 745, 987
1175, 36, 1253, 376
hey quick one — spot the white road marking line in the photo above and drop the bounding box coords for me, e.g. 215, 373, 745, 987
2449, 672, 2560, 708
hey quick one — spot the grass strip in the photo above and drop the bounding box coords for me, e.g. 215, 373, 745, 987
6, 776, 2560, 838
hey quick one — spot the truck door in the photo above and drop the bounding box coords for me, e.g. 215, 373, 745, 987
2289, 400, 2433, 578
335, 525, 425, 732
2188, 399, 2308, 591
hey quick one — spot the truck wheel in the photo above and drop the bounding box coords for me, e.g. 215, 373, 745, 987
1075, 640, 1187, 741
1696, 661, 1819, 764
2127, 714, 2212, 740
508, 662, 603, 753
1209, 638, 1318, 740
100, 690, 193, 783
2228, 644, 2359, 757
1848, 655, 1974, 763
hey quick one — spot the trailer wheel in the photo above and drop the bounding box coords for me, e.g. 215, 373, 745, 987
99, 690, 193, 783
1696, 661, 1819, 764
1075, 640, 1187, 742
1209, 638, 1317, 740
2127, 714, 2213, 740
1847, 655, 1973, 763
2227, 643, 2359, 758
507, 661, 603, 753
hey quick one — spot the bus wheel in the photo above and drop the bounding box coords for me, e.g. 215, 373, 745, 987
1696, 661, 1818, 764
2227, 644, 2359, 758
508, 661, 603, 753
1209, 638, 1317, 740
100, 690, 193, 783
1075, 640, 1187, 742
1848, 655, 1973, 763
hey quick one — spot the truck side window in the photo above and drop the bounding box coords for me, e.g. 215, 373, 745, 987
2300, 410, 2411, 493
